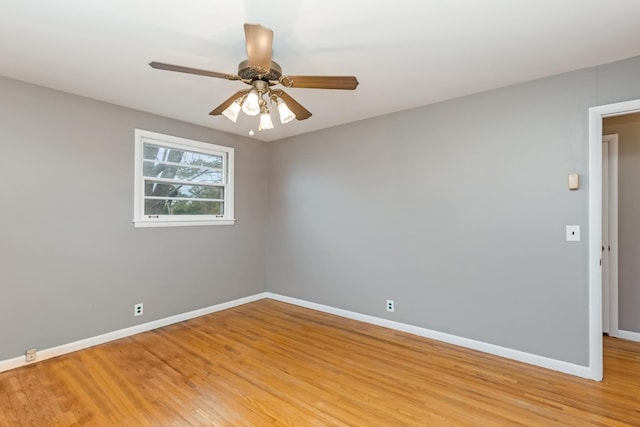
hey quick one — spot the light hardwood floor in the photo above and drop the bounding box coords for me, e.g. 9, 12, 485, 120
1, 299, 639, 426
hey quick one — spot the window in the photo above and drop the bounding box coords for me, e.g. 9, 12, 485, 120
133, 129, 235, 227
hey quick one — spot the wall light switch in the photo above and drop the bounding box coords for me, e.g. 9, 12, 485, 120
566, 225, 581, 242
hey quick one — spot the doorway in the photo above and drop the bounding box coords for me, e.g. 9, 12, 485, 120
588, 99, 640, 381
602, 114, 640, 344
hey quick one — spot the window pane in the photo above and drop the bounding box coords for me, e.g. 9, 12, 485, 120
135, 130, 234, 226
143, 143, 223, 169
145, 199, 224, 216
144, 181, 224, 200
143, 162, 223, 183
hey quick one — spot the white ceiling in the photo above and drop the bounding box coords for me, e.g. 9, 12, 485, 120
2, 1, 640, 142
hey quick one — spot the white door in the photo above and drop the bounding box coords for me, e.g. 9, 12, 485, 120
602, 140, 610, 334
602, 134, 619, 337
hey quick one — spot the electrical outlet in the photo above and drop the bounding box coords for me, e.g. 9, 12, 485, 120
25, 348, 37, 362
134, 303, 143, 317
386, 300, 395, 312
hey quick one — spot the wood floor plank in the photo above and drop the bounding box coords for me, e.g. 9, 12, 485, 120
1, 298, 639, 426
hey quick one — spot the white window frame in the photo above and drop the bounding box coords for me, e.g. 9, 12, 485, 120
133, 129, 235, 228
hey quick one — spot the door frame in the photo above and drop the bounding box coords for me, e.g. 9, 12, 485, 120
588, 99, 640, 381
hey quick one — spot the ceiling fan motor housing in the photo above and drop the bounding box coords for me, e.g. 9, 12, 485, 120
238, 60, 282, 84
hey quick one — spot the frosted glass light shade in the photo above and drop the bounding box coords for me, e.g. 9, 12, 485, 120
259, 112, 274, 130
277, 99, 296, 124
222, 101, 241, 122
242, 91, 260, 116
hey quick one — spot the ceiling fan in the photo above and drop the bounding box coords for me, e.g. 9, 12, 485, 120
150, 23, 359, 131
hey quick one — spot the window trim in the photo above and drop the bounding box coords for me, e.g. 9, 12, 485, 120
133, 129, 235, 228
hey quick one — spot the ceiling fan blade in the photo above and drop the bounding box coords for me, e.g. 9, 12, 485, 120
271, 89, 312, 120
149, 62, 240, 80
209, 89, 252, 116
279, 75, 359, 90
244, 23, 273, 73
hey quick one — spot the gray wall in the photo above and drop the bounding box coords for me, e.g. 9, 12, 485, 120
0, 76, 268, 361
604, 113, 640, 333
266, 56, 640, 366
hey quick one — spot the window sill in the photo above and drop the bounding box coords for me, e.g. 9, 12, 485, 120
133, 218, 236, 228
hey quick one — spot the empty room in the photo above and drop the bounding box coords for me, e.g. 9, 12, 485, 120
2, 1, 640, 425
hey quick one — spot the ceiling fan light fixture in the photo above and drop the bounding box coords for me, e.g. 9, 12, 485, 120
242, 90, 260, 116
222, 100, 242, 122
277, 98, 296, 124
259, 112, 274, 131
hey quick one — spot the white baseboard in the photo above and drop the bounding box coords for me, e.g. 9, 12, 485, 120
265, 293, 595, 380
0, 293, 268, 374
617, 329, 640, 343
0, 291, 596, 380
